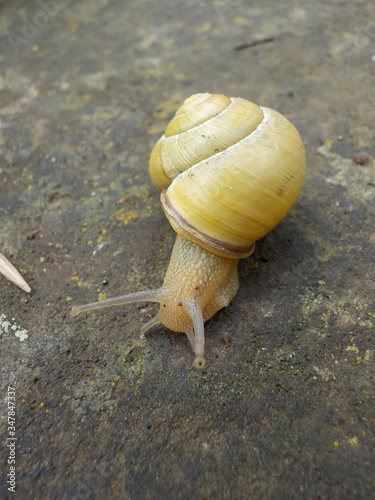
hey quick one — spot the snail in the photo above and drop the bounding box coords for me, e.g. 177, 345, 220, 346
71, 93, 306, 369
0, 251, 31, 292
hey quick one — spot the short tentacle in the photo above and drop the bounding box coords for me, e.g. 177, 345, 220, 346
140, 315, 161, 335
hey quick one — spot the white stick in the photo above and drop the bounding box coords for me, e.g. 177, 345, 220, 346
0, 252, 31, 293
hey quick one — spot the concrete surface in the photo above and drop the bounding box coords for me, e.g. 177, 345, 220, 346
0, 0, 374, 499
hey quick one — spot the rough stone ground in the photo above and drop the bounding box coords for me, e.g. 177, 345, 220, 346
0, 1, 374, 499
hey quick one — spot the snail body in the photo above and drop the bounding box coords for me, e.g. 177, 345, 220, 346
71, 93, 306, 369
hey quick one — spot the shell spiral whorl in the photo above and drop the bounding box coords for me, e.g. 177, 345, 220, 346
149, 93, 306, 259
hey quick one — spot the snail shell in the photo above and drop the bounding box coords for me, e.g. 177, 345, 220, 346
71, 93, 306, 369
150, 93, 306, 258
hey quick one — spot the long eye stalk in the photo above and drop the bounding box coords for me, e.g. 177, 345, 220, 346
185, 299, 206, 369
70, 289, 166, 317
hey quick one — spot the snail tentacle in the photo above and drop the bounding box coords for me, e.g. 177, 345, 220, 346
185, 326, 195, 351
140, 315, 161, 335
70, 289, 167, 318
185, 298, 206, 369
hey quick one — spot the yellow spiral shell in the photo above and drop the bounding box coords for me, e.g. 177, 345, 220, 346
149, 93, 306, 259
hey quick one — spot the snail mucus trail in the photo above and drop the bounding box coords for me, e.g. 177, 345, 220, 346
71, 93, 306, 369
